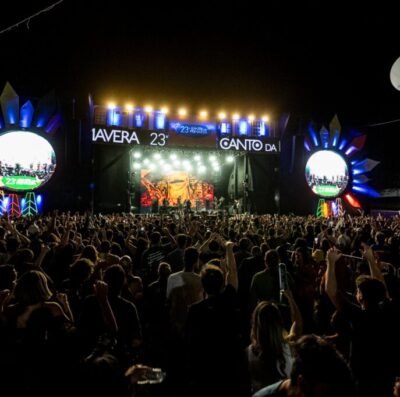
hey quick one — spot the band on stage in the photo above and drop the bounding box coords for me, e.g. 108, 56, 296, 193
150, 194, 245, 215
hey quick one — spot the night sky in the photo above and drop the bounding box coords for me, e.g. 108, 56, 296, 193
1, 1, 399, 187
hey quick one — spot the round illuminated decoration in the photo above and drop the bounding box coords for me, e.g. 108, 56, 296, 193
0, 131, 56, 192
305, 150, 349, 198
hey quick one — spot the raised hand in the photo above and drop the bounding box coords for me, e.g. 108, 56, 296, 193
361, 242, 375, 263
326, 247, 342, 264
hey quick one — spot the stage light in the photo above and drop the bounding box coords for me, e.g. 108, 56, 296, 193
199, 110, 208, 119
161, 107, 169, 114
262, 115, 269, 122
194, 154, 201, 161
169, 153, 177, 160
165, 164, 172, 171
144, 105, 153, 113
352, 185, 380, 198
133, 162, 141, 170
308, 126, 319, 146
218, 112, 226, 120
226, 155, 234, 163
36, 195, 42, 205
248, 115, 255, 122
143, 158, 150, 165
178, 108, 187, 117
198, 165, 206, 174
338, 138, 347, 151
149, 163, 156, 171
107, 102, 116, 110
232, 113, 240, 121
126, 104, 134, 112
213, 163, 220, 171
345, 146, 357, 156
185, 163, 193, 171
209, 154, 216, 162
153, 152, 162, 160
133, 152, 141, 159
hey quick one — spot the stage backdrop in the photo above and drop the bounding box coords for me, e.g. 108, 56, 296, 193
140, 169, 214, 208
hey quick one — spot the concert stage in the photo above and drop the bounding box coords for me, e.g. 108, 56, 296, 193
90, 101, 281, 214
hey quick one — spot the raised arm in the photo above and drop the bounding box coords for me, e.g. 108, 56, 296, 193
225, 241, 238, 290
283, 289, 302, 341
361, 242, 386, 285
325, 247, 344, 310
94, 280, 118, 336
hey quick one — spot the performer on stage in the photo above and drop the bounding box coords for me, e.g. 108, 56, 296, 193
185, 198, 192, 213
195, 194, 201, 212
177, 196, 183, 211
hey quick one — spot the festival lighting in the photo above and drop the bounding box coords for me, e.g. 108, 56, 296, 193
199, 110, 208, 119
344, 193, 361, 208
304, 116, 380, 215
352, 185, 380, 198
331, 130, 340, 147
338, 138, 347, 151
239, 120, 249, 135
345, 146, 357, 156
178, 108, 187, 117
20, 101, 34, 128
308, 125, 319, 147
304, 138, 311, 152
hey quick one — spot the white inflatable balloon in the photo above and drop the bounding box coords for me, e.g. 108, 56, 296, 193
390, 57, 400, 91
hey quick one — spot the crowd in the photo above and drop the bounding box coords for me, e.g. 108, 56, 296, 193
0, 210, 399, 397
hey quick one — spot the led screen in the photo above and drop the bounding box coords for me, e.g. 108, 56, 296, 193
305, 150, 349, 198
0, 131, 56, 191
140, 169, 214, 210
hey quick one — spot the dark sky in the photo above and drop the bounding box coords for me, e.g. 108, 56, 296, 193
1, 1, 399, 190
1, 1, 399, 123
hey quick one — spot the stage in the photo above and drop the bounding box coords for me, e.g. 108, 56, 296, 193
89, 101, 281, 214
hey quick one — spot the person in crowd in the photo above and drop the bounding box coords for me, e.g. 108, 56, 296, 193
247, 289, 302, 393
253, 334, 355, 397
325, 244, 400, 397
249, 249, 283, 310
186, 241, 250, 397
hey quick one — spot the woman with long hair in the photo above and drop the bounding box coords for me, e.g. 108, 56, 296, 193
247, 290, 302, 393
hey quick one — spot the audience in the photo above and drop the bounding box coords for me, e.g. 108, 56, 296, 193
0, 210, 399, 397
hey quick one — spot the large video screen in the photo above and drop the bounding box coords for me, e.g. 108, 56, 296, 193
140, 169, 214, 210
0, 131, 56, 191
305, 150, 349, 198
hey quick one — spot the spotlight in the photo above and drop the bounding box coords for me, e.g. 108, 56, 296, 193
178, 108, 187, 117
226, 155, 234, 162
209, 154, 217, 162
133, 152, 141, 159
133, 162, 141, 170
153, 152, 162, 160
